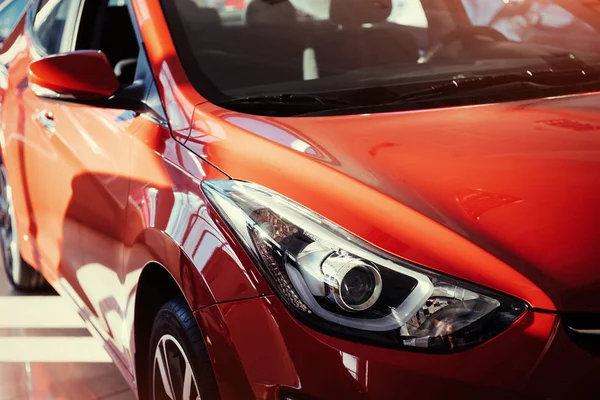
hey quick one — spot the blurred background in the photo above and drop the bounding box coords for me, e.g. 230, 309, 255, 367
0, 273, 134, 399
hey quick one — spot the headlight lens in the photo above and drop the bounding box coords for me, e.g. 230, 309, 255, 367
203, 180, 527, 353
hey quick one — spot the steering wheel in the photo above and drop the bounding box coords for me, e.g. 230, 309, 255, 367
419, 26, 508, 64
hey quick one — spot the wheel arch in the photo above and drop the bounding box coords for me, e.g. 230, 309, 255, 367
125, 225, 217, 397
132, 260, 188, 399
128, 227, 218, 397
124, 185, 269, 398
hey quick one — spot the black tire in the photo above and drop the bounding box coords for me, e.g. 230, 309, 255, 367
0, 165, 48, 291
148, 297, 220, 400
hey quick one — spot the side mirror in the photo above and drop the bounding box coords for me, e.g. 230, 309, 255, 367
29, 50, 120, 101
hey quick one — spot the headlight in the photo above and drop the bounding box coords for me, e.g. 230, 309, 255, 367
202, 181, 527, 353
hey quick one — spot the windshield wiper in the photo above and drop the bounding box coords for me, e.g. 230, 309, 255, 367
298, 67, 600, 117
219, 93, 357, 116
222, 65, 600, 117
382, 68, 600, 105
386, 53, 600, 104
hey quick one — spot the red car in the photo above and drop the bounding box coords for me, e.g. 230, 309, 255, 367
1, 0, 599, 398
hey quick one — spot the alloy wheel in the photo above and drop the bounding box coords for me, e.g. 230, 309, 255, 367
152, 334, 201, 400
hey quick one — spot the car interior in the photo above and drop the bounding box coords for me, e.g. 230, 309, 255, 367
177, 0, 423, 91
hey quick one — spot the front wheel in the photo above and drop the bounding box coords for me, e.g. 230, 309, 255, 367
149, 297, 220, 400
0, 165, 48, 291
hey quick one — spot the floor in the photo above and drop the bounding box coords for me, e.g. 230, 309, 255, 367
0, 273, 135, 400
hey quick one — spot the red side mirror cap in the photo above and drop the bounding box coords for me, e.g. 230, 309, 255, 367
29, 50, 120, 101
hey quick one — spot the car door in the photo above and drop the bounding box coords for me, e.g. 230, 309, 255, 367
10, 0, 147, 365
4, 0, 83, 285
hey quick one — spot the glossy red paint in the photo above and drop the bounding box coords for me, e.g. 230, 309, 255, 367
185, 95, 600, 312
208, 296, 600, 399
0, 0, 596, 399
28, 50, 120, 99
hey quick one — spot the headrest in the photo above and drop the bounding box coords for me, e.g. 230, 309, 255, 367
178, 4, 222, 28
246, 0, 297, 26
192, 7, 222, 26
330, 0, 392, 26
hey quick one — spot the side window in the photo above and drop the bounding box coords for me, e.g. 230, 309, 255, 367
75, 0, 140, 85
32, 0, 80, 55
0, 0, 30, 41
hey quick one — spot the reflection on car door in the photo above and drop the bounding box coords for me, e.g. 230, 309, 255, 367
6, 0, 145, 367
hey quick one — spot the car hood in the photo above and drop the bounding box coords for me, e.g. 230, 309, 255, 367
194, 93, 600, 311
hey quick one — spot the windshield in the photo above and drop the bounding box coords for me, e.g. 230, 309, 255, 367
161, 0, 600, 115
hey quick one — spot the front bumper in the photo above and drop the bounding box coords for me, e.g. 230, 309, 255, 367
196, 296, 600, 399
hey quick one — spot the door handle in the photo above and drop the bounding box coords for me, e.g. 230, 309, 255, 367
37, 110, 55, 134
